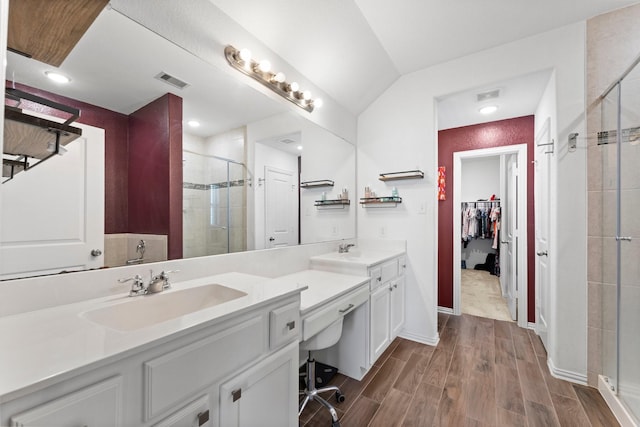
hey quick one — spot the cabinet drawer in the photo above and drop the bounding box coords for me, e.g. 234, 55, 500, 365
302, 285, 369, 341
380, 259, 398, 283
153, 395, 211, 427
368, 266, 382, 290
269, 301, 300, 349
144, 315, 264, 420
11, 376, 123, 427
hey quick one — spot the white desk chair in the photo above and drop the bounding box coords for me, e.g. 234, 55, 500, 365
299, 317, 345, 427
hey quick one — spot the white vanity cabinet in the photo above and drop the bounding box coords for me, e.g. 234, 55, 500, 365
0, 294, 301, 427
219, 341, 298, 427
368, 257, 405, 362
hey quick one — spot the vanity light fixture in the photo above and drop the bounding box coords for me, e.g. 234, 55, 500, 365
224, 45, 322, 113
44, 71, 71, 84
479, 105, 498, 115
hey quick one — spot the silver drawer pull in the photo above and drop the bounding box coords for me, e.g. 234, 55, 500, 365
232, 388, 242, 402
286, 320, 296, 330
377, 277, 382, 282
339, 304, 355, 314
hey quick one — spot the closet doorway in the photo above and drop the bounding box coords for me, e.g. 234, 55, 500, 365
453, 144, 528, 327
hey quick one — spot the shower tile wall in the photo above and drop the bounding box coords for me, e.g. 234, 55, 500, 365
586, 3, 640, 387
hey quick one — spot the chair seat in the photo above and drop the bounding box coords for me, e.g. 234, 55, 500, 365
300, 317, 343, 351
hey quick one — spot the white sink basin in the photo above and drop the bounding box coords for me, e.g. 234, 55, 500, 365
81, 284, 247, 332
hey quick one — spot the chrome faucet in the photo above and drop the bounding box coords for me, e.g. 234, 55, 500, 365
338, 243, 355, 253
119, 270, 179, 296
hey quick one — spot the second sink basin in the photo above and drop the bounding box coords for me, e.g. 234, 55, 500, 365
81, 284, 248, 332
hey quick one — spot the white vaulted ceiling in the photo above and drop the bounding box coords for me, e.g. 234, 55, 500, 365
211, 0, 639, 116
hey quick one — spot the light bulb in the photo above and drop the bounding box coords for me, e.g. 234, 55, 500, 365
479, 105, 498, 115
238, 48, 252, 62
313, 98, 323, 108
273, 72, 286, 83
45, 71, 71, 84
258, 60, 271, 73
289, 82, 299, 92
302, 90, 312, 101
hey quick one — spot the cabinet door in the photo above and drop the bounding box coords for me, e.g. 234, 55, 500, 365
390, 277, 405, 338
370, 284, 391, 362
10, 376, 123, 427
219, 342, 298, 427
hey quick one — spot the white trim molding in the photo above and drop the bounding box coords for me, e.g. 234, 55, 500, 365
399, 332, 440, 347
547, 357, 587, 385
437, 306, 454, 315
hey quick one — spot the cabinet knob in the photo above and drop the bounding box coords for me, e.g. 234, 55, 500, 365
286, 320, 296, 330
197, 410, 210, 426
394, 284, 398, 288
232, 388, 242, 402
377, 277, 381, 282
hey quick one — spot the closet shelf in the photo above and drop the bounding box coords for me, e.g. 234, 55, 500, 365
314, 199, 350, 208
300, 179, 334, 188
378, 170, 424, 181
359, 196, 402, 207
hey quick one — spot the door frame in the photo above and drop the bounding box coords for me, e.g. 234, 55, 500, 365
452, 144, 528, 328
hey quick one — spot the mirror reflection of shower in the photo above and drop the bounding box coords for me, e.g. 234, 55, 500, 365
183, 149, 248, 258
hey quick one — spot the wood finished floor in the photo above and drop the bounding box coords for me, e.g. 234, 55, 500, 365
300, 313, 619, 427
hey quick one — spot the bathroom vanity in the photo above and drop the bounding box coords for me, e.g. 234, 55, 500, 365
0, 273, 304, 427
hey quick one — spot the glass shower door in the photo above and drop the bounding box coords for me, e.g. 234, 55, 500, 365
617, 61, 640, 422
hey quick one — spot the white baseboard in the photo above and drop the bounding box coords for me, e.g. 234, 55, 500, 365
527, 322, 537, 330
599, 375, 638, 427
437, 306, 454, 314
546, 357, 587, 385
399, 331, 439, 347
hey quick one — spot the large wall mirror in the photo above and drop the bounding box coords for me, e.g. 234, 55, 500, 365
1, 1, 356, 280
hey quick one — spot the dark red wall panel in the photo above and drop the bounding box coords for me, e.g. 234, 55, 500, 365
8, 82, 130, 234
438, 116, 536, 322
128, 93, 182, 259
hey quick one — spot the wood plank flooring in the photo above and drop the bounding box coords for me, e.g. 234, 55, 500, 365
300, 313, 619, 427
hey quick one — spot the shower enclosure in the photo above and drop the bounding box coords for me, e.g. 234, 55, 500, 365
598, 54, 640, 423
183, 150, 247, 258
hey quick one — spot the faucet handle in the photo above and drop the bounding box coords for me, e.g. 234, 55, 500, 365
119, 274, 146, 296
160, 270, 180, 289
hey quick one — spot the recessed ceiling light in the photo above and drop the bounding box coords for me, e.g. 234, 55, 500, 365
479, 105, 498, 115
187, 120, 200, 128
44, 71, 70, 84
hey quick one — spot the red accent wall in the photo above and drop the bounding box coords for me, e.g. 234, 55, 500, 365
128, 93, 183, 260
437, 116, 536, 322
8, 82, 129, 233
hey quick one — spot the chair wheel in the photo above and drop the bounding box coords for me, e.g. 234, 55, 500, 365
331, 421, 341, 427
335, 391, 345, 403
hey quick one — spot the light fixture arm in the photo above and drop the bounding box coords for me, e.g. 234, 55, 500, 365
224, 45, 317, 113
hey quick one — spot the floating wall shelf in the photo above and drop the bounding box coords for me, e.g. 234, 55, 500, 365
378, 170, 424, 181
300, 180, 334, 188
359, 196, 402, 207
315, 199, 350, 208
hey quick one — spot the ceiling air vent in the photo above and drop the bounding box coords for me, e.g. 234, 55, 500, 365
280, 138, 296, 144
154, 72, 190, 90
476, 89, 500, 102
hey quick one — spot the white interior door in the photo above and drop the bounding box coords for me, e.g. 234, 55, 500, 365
0, 121, 105, 280
503, 154, 519, 321
264, 166, 297, 248
534, 121, 551, 349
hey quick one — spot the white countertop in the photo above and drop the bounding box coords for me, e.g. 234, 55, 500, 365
0, 272, 305, 403
269, 270, 370, 315
309, 248, 405, 268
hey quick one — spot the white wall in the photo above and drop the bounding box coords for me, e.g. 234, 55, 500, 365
461, 157, 500, 201
358, 21, 587, 374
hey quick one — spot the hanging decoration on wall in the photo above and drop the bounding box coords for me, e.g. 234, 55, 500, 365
437, 166, 446, 200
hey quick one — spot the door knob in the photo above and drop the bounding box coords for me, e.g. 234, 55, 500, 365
90, 249, 102, 257
501, 240, 510, 244
536, 250, 548, 256
269, 237, 275, 242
